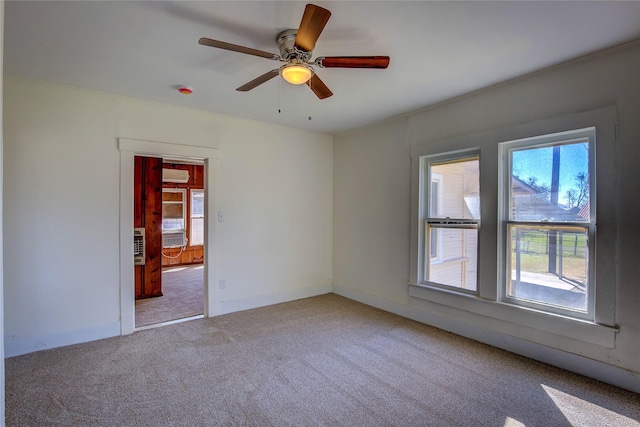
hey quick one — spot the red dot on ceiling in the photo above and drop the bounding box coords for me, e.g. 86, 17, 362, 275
178, 86, 193, 95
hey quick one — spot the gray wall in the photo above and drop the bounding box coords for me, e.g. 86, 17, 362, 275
333, 40, 640, 392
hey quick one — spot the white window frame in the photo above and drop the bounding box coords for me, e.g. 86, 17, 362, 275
419, 151, 480, 294
408, 106, 618, 350
498, 128, 596, 321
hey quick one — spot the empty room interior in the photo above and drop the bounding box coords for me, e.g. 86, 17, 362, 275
2, 1, 640, 425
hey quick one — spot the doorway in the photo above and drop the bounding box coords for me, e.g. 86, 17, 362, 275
118, 138, 220, 336
134, 157, 206, 328
135, 265, 205, 328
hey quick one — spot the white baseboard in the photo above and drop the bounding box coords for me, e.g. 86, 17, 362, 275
216, 285, 332, 315
5, 285, 331, 358
332, 284, 640, 394
5, 321, 121, 358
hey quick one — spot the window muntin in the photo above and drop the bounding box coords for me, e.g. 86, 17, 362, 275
190, 189, 205, 246
423, 155, 480, 291
502, 129, 595, 318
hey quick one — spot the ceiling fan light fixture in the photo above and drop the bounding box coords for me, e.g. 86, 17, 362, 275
199, 4, 388, 99
280, 64, 314, 85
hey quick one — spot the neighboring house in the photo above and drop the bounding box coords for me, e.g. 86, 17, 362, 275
511, 176, 585, 222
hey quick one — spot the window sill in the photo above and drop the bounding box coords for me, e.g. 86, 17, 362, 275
408, 283, 618, 348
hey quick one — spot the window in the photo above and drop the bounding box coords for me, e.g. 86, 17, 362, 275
190, 189, 205, 246
162, 189, 187, 248
410, 107, 617, 348
162, 187, 204, 249
162, 189, 186, 232
422, 154, 480, 291
500, 128, 595, 319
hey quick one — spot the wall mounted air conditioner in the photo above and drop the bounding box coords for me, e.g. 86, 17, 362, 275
162, 168, 190, 184
163, 231, 187, 248
134, 228, 146, 265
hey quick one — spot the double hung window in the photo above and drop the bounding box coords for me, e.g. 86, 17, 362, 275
190, 189, 205, 246
422, 153, 480, 291
162, 189, 186, 232
162, 188, 187, 248
500, 128, 595, 319
410, 107, 616, 346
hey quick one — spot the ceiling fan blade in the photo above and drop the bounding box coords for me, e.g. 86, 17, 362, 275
199, 38, 280, 60
306, 74, 333, 99
316, 56, 390, 69
294, 4, 331, 52
236, 69, 280, 92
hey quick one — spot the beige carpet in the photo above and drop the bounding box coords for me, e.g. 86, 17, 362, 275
135, 265, 204, 327
6, 294, 640, 426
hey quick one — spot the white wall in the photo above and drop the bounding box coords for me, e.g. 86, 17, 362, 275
334, 41, 640, 392
3, 77, 333, 356
0, 0, 6, 422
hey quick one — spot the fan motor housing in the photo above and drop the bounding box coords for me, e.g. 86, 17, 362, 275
277, 29, 312, 62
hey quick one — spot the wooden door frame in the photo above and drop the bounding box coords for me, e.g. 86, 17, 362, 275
119, 138, 220, 335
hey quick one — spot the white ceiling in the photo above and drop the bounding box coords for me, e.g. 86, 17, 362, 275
5, 1, 640, 136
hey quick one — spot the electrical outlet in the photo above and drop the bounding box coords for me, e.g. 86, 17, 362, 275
219, 278, 226, 289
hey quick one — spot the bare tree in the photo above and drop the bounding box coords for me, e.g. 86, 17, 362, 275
525, 176, 551, 202
565, 172, 589, 208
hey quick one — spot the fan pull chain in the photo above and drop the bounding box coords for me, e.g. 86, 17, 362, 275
278, 78, 282, 114
307, 79, 312, 120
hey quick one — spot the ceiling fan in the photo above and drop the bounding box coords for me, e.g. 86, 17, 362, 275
198, 3, 390, 99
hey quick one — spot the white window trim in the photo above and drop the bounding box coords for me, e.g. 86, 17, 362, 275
409, 106, 618, 349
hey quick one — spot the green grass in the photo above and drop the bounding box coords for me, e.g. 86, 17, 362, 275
513, 231, 587, 259
512, 252, 587, 282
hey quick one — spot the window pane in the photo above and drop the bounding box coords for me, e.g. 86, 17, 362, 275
162, 189, 186, 232
430, 158, 480, 219
162, 203, 183, 219
191, 217, 204, 246
511, 141, 589, 222
430, 181, 439, 217
507, 225, 588, 312
430, 227, 439, 259
162, 191, 183, 202
191, 190, 204, 217
162, 218, 184, 231
427, 226, 478, 291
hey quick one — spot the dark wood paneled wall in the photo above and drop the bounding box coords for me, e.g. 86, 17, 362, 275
162, 163, 205, 267
162, 246, 204, 267
134, 156, 163, 300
